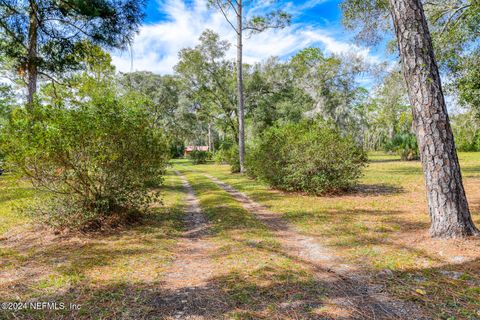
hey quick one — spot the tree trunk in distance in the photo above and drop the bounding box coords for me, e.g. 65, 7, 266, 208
27, 1, 38, 109
208, 122, 212, 152
389, 0, 479, 238
236, 0, 245, 173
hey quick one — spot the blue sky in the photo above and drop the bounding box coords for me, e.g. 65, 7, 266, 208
111, 0, 388, 75
143, 0, 343, 25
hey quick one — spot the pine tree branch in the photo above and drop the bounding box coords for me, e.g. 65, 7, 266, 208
212, 0, 239, 34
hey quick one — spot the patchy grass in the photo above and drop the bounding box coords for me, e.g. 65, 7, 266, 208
178, 152, 480, 319
0, 170, 185, 319
2, 153, 480, 319
172, 170, 330, 319
0, 174, 38, 235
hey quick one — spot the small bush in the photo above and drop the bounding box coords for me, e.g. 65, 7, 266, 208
188, 150, 209, 164
246, 121, 367, 195
1, 91, 169, 229
385, 133, 419, 160
169, 142, 185, 158
213, 144, 240, 173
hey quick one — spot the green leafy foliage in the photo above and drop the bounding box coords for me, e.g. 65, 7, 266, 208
169, 141, 186, 159
359, 69, 413, 151
0, 84, 15, 168
455, 50, 480, 111
341, 0, 390, 45
118, 71, 188, 158
451, 112, 480, 151
246, 121, 367, 195
213, 143, 240, 173
245, 10, 292, 33
0, 0, 145, 82
245, 57, 313, 135
0, 80, 169, 229
385, 133, 419, 161
175, 30, 238, 142
290, 47, 368, 134
188, 150, 210, 165
341, 0, 480, 120
425, 1, 480, 108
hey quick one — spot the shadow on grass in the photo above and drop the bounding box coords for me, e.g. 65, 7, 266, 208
215, 230, 477, 319
0, 269, 325, 319
3, 257, 477, 319
1, 263, 416, 320
461, 165, 480, 173
205, 172, 405, 199
0, 176, 36, 204
282, 208, 434, 260
461, 165, 480, 178
284, 208, 417, 222
387, 168, 424, 176
0, 204, 185, 302
159, 183, 188, 194
352, 184, 405, 196
368, 158, 403, 163
152, 266, 329, 320
0, 189, 35, 204
378, 258, 480, 319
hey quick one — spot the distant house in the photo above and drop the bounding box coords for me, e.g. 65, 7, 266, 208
184, 146, 209, 157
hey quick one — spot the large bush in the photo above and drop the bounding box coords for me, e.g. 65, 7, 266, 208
1, 88, 169, 229
188, 150, 210, 164
246, 121, 367, 195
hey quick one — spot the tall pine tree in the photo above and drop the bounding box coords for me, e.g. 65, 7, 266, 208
0, 0, 145, 107
342, 0, 479, 238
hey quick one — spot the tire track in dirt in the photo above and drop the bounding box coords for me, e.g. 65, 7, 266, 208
153, 172, 225, 319
204, 173, 430, 320
162, 172, 213, 288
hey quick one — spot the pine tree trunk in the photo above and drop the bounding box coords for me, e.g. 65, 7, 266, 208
236, 0, 245, 173
27, 0, 38, 109
389, 0, 479, 238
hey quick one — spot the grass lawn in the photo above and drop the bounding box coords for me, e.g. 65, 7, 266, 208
1, 153, 479, 319
0, 174, 38, 236
176, 152, 480, 319
0, 170, 185, 319
175, 171, 330, 318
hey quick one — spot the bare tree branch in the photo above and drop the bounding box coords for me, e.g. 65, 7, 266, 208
212, 0, 239, 34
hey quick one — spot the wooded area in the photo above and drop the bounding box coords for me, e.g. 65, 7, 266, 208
0, 0, 479, 319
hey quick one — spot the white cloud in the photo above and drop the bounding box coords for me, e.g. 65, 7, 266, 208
295, 0, 331, 11
111, 0, 383, 74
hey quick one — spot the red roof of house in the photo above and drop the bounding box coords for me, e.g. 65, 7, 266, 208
185, 146, 209, 151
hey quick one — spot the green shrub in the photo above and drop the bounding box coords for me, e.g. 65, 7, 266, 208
188, 150, 209, 164
0, 84, 14, 174
169, 141, 185, 158
1, 92, 169, 229
213, 144, 240, 173
245, 121, 367, 195
385, 133, 419, 160
455, 134, 480, 152
451, 112, 480, 152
